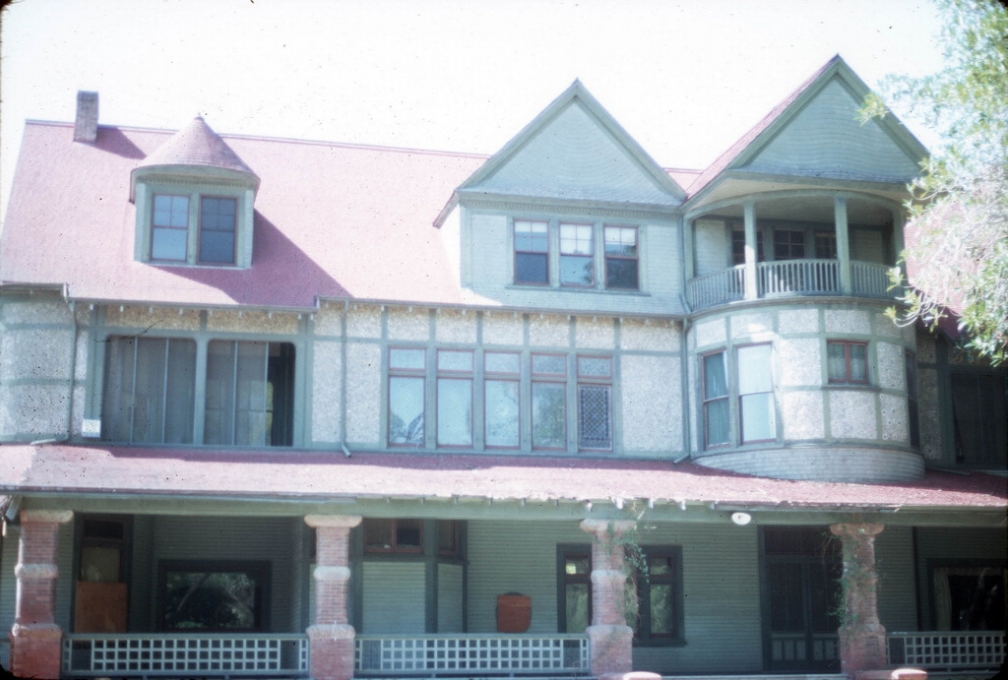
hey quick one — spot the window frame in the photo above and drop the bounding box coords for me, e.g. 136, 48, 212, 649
484, 351, 521, 450
436, 349, 474, 447
949, 368, 1007, 467
559, 222, 595, 288
362, 518, 425, 555
100, 334, 298, 448
531, 353, 568, 451
737, 343, 776, 444
142, 184, 247, 267
158, 559, 270, 632
556, 545, 592, 634
632, 545, 686, 647
388, 347, 427, 447
826, 340, 870, 385
577, 355, 612, 451
701, 350, 730, 448
906, 350, 920, 448
511, 217, 643, 292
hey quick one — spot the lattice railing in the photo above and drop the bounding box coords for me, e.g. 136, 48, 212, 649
770, 632, 840, 665
355, 634, 589, 675
888, 631, 1006, 670
63, 633, 309, 677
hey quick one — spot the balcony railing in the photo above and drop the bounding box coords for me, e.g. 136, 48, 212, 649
888, 631, 1006, 671
62, 633, 309, 678
687, 260, 894, 311
355, 634, 589, 675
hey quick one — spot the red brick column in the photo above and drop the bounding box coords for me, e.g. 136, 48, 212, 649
831, 523, 887, 678
580, 519, 636, 676
305, 514, 362, 680
9, 509, 73, 680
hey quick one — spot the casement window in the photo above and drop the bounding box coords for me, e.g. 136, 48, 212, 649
150, 193, 239, 265
827, 341, 869, 385
513, 219, 641, 291
702, 344, 776, 448
531, 353, 567, 450
160, 560, 269, 631
950, 370, 1007, 466
363, 518, 424, 554
102, 336, 295, 447
557, 545, 684, 645
484, 351, 520, 448
388, 348, 426, 446
514, 220, 550, 285
577, 356, 612, 450
604, 226, 639, 290
437, 350, 474, 446
560, 223, 594, 287
905, 351, 920, 448
387, 349, 613, 452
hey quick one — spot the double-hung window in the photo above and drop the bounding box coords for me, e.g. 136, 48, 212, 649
604, 226, 639, 289
773, 229, 805, 260
513, 219, 641, 291
388, 348, 426, 446
150, 193, 239, 265
560, 223, 594, 287
701, 344, 776, 448
102, 337, 295, 446
514, 220, 550, 285
827, 341, 868, 384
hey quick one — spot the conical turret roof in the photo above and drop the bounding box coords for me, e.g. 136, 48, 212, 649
138, 116, 257, 178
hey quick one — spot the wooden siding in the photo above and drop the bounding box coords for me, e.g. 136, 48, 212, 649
362, 561, 426, 634
466, 520, 587, 634
742, 79, 921, 183
146, 515, 298, 631
438, 563, 465, 633
694, 219, 729, 277
467, 103, 678, 206
875, 525, 918, 632
635, 523, 763, 675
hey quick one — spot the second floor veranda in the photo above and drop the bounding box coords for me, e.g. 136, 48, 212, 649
685, 192, 904, 312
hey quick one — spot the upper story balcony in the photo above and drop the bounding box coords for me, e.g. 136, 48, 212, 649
685, 192, 903, 312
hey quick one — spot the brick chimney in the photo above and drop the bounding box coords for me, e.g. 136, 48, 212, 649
74, 91, 99, 143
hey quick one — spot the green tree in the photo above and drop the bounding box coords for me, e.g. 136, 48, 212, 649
861, 0, 1008, 364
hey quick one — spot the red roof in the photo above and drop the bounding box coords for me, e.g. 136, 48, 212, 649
2, 444, 1004, 514
137, 116, 258, 177
0, 122, 486, 309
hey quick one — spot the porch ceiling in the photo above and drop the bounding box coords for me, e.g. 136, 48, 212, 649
2, 445, 1005, 526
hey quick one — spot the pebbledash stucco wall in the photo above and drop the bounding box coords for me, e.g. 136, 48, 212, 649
312, 303, 686, 457
687, 301, 924, 482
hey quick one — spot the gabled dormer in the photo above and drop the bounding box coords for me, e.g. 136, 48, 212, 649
130, 116, 260, 268
449, 80, 687, 315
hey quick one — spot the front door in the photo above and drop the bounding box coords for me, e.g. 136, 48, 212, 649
762, 527, 842, 671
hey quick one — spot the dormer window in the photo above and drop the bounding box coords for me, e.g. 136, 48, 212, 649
131, 116, 259, 269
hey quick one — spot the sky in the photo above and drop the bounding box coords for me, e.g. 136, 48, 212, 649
1, 0, 948, 219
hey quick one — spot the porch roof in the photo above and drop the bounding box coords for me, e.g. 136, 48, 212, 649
1, 445, 1005, 522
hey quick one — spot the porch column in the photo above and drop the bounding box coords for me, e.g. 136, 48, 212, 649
835, 196, 852, 294
830, 523, 887, 678
743, 201, 759, 299
9, 509, 73, 680
305, 514, 362, 680
580, 519, 635, 676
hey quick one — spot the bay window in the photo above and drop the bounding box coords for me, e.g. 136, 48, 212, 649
827, 340, 869, 384
701, 343, 777, 448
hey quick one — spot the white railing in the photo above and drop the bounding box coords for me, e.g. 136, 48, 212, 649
688, 260, 895, 311
758, 259, 840, 296
686, 265, 746, 310
63, 633, 309, 678
851, 261, 895, 298
888, 631, 1006, 670
355, 634, 589, 675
